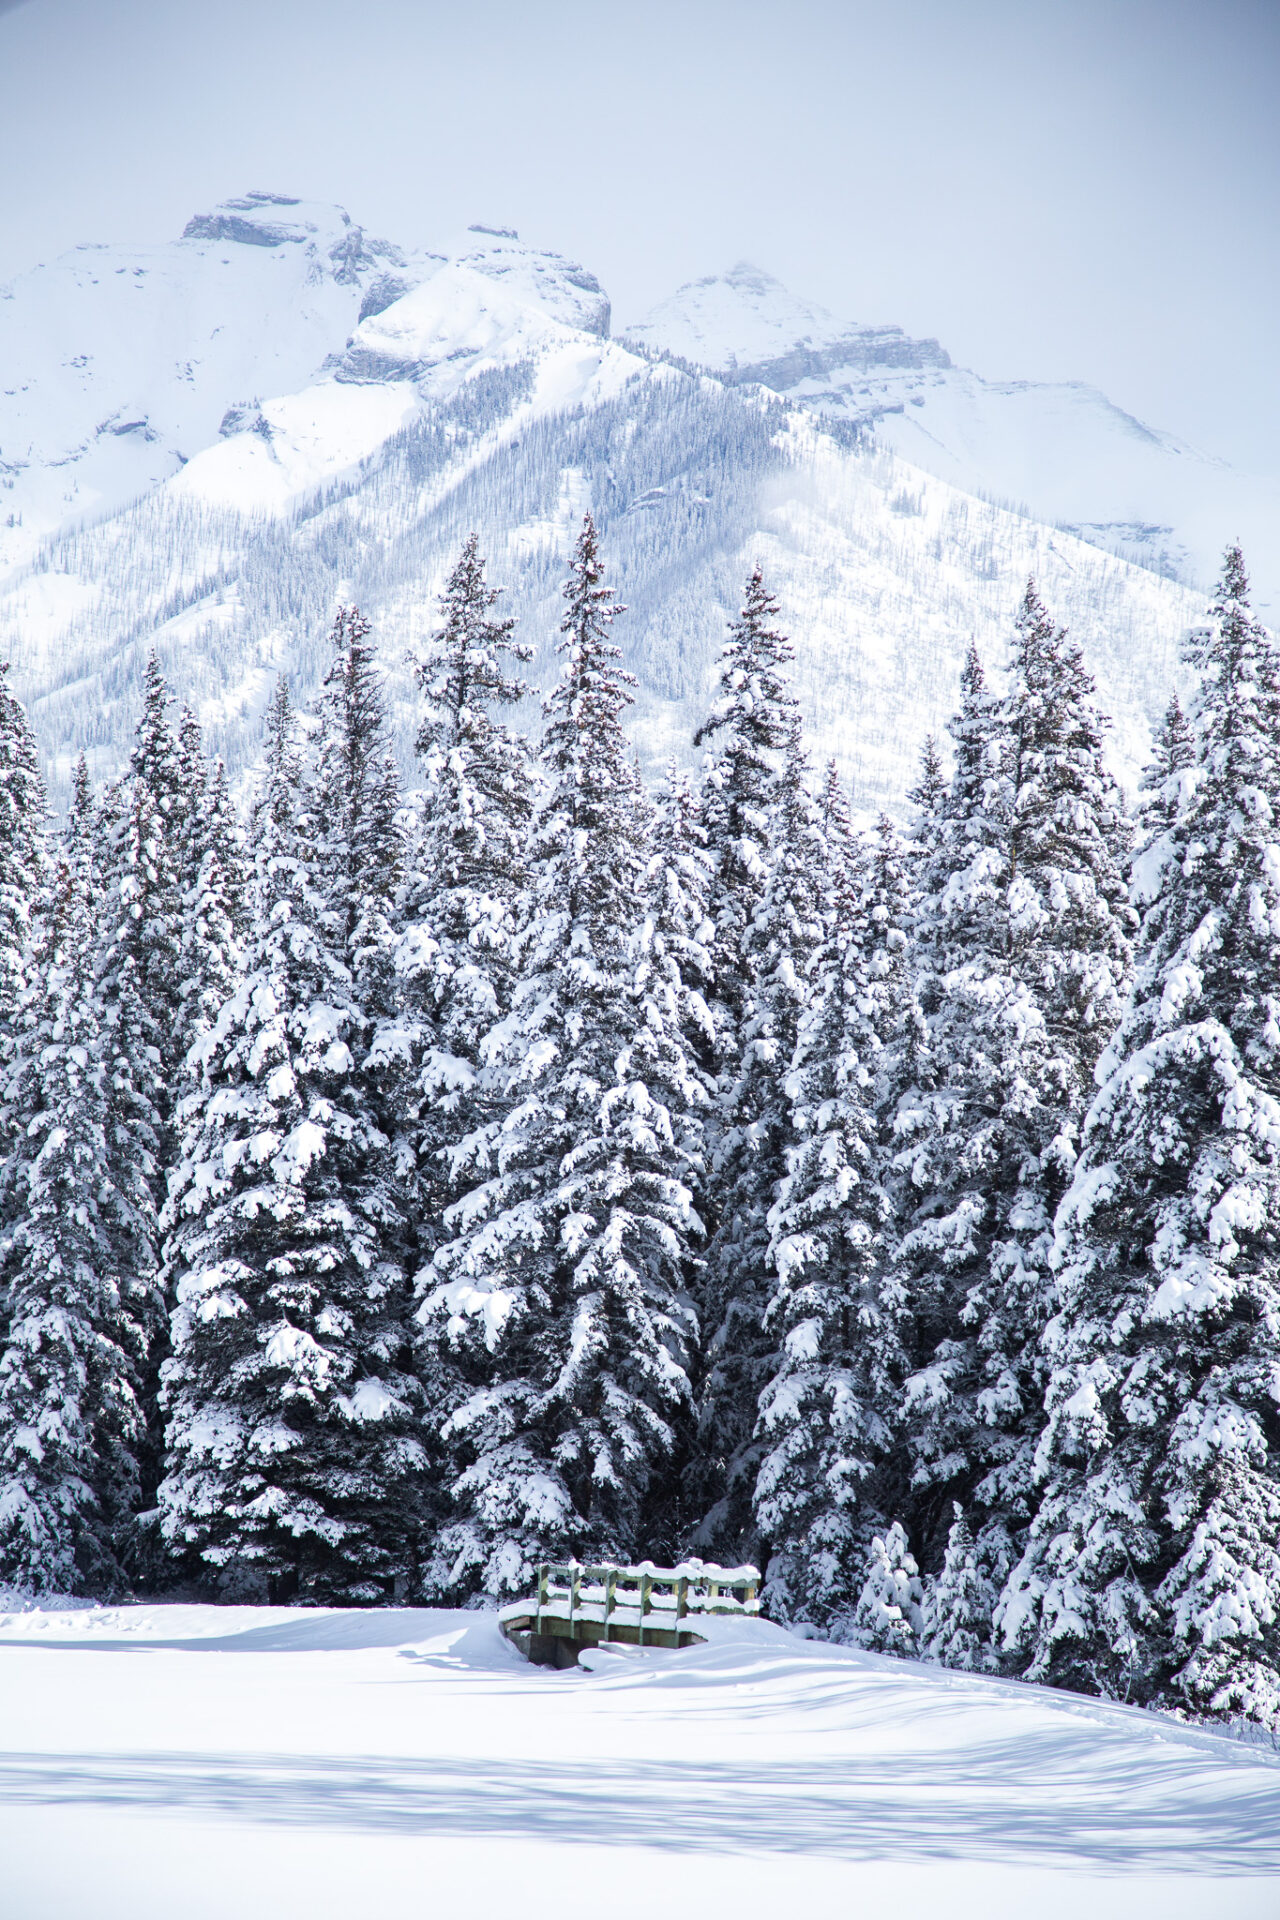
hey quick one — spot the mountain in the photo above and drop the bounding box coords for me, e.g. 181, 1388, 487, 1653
623, 263, 1280, 608
0, 198, 1253, 811
0, 193, 439, 578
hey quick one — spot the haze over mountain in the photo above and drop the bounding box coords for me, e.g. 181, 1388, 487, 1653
0, 192, 1263, 810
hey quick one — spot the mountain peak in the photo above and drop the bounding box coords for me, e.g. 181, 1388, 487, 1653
623, 265, 948, 384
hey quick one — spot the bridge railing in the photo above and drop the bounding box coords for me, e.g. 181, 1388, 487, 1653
530, 1558, 760, 1645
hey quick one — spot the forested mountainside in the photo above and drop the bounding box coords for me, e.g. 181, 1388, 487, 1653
0, 194, 1254, 811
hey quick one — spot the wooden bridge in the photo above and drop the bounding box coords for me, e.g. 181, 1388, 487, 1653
500, 1559, 761, 1668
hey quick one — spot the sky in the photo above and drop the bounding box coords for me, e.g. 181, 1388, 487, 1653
1, 0, 1277, 473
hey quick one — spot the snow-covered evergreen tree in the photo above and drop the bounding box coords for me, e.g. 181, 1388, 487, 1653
108, 655, 186, 1076
850, 1520, 923, 1654
420, 516, 700, 1598
0, 657, 46, 1043
0, 663, 47, 1288
889, 585, 1131, 1575
171, 708, 245, 1079
632, 766, 716, 1553
753, 797, 915, 1628
906, 734, 947, 859
0, 809, 151, 1594
920, 1504, 1001, 1671
1136, 690, 1196, 846
160, 666, 425, 1602
998, 548, 1280, 1730
696, 567, 801, 1043
888, 640, 1031, 1559
691, 573, 806, 1556
400, 536, 538, 1250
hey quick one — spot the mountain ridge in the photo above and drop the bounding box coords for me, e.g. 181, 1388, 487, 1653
0, 194, 1259, 813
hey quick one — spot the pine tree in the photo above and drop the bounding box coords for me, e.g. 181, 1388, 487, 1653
817, 758, 860, 913
171, 709, 245, 1078
753, 799, 916, 1627
419, 517, 700, 1599
691, 572, 805, 1556
633, 767, 717, 1554
644, 765, 717, 1077
907, 734, 947, 856
850, 1521, 923, 1654
0, 664, 47, 1311
696, 567, 800, 1043
110, 655, 186, 1101
921, 1505, 1001, 1671
160, 669, 425, 1602
0, 810, 151, 1594
0, 657, 46, 1043
888, 640, 1031, 1559
401, 537, 538, 1254
998, 548, 1280, 1730
888, 588, 1131, 1576
1137, 691, 1196, 844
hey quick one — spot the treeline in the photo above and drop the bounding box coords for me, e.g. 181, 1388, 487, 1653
0, 519, 1277, 1736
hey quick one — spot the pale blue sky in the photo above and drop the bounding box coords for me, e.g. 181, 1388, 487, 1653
2, 0, 1276, 471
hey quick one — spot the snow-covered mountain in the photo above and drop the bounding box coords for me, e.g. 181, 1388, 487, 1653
0, 193, 440, 576
623, 263, 1280, 606
0, 197, 1257, 810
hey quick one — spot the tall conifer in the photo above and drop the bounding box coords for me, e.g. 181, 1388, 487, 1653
420, 517, 700, 1597
161, 660, 425, 1603
999, 548, 1280, 1729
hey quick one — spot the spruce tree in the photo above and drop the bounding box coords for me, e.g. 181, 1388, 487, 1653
696, 567, 801, 1044
850, 1521, 923, 1654
691, 571, 805, 1555
1135, 690, 1196, 851
0, 807, 150, 1594
171, 708, 245, 1079
754, 804, 901, 1628
631, 766, 718, 1555
888, 640, 1031, 1559
420, 517, 700, 1598
921, 1505, 1001, 1671
998, 548, 1280, 1730
160, 667, 425, 1602
0, 663, 48, 1310
0, 657, 46, 1044
401, 536, 537, 1254
889, 588, 1131, 1576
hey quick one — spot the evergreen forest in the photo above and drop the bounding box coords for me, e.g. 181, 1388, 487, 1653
2, 517, 1278, 1738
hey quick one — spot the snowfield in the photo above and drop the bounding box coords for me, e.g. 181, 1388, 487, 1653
2, 1603, 1278, 1918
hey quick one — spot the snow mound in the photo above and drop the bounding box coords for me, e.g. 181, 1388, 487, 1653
1, 1601, 1278, 1919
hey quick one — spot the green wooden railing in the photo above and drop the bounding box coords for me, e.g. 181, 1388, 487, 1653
531, 1558, 760, 1646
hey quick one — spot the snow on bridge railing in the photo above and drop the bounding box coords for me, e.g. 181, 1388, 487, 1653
505, 1558, 760, 1650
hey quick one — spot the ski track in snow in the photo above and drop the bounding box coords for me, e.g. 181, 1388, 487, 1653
1, 1604, 1277, 1918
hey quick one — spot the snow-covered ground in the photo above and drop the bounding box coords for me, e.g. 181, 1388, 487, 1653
2, 1603, 1277, 1917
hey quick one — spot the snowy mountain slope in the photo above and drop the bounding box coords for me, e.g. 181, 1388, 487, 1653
2, 1602, 1278, 1920
170, 224, 621, 516
0, 192, 438, 573
0, 204, 1225, 809
0, 328, 1202, 811
623, 265, 1280, 611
